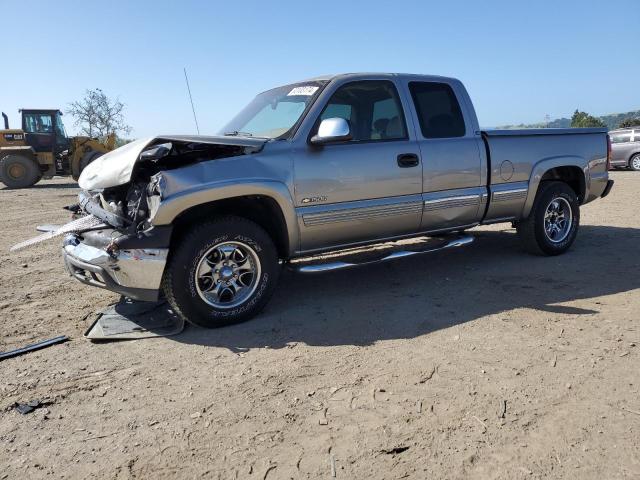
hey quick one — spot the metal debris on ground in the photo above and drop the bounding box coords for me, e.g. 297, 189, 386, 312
499, 399, 507, 419
381, 446, 410, 455
13, 399, 50, 415
84, 297, 185, 341
0, 335, 69, 361
9, 214, 104, 252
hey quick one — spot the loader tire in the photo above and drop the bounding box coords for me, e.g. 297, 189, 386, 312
79, 151, 104, 174
0, 154, 41, 189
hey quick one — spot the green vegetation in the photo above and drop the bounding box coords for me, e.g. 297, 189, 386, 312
570, 110, 606, 128
498, 109, 640, 130
618, 118, 640, 128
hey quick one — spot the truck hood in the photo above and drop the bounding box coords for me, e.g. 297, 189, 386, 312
78, 135, 268, 190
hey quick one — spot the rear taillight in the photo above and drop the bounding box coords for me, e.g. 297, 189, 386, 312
606, 134, 612, 170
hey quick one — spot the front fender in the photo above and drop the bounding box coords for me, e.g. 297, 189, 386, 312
522, 155, 588, 218
151, 178, 299, 255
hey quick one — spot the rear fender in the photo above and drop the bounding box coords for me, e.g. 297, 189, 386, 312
522, 156, 587, 218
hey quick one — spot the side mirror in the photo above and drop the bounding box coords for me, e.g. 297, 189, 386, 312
310, 117, 352, 145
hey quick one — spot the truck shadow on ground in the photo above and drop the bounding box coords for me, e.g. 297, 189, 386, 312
174, 225, 640, 351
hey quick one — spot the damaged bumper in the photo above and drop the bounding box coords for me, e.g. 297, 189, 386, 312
62, 228, 170, 302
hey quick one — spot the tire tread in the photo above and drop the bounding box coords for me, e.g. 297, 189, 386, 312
516, 181, 579, 256
162, 215, 279, 328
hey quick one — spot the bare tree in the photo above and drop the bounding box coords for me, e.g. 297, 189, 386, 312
67, 88, 132, 139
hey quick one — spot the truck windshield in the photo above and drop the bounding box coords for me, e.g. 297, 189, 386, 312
220, 81, 327, 139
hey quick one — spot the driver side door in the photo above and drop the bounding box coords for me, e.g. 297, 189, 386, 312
293, 79, 423, 253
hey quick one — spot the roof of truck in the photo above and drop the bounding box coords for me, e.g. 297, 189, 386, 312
300, 72, 460, 83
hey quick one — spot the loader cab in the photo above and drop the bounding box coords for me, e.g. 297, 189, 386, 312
20, 109, 70, 154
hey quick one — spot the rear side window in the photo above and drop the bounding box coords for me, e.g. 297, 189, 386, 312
409, 82, 466, 138
611, 133, 632, 144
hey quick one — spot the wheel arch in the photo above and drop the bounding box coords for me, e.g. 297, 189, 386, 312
0, 146, 37, 162
522, 157, 587, 218
154, 182, 298, 258
628, 150, 640, 167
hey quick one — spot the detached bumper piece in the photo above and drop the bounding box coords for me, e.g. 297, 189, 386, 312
62, 233, 168, 302
84, 298, 184, 341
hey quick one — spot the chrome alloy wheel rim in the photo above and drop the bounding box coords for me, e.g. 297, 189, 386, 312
632, 156, 640, 170
195, 241, 261, 309
544, 197, 573, 243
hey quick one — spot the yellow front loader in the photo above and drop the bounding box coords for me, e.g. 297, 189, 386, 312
0, 109, 115, 188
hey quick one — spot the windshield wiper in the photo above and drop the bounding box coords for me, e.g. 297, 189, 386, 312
224, 131, 253, 137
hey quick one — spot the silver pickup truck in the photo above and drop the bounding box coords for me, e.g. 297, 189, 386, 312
59, 73, 614, 327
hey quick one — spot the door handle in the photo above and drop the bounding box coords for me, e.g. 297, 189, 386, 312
397, 153, 420, 168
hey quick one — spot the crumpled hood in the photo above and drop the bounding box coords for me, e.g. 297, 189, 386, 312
78, 135, 268, 191
79, 137, 153, 190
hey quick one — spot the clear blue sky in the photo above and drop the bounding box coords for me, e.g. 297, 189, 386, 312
2, 0, 637, 137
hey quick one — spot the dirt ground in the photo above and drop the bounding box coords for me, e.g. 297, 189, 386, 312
1, 172, 639, 479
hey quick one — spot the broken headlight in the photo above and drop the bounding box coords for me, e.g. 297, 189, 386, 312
125, 182, 149, 222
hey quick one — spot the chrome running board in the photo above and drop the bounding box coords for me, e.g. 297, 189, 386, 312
290, 234, 474, 273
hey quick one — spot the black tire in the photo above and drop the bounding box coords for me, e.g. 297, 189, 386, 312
162, 216, 280, 328
79, 151, 103, 174
0, 154, 41, 189
629, 154, 640, 171
516, 181, 580, 256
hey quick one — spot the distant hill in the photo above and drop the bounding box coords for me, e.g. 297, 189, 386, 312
496, 110, 640, 130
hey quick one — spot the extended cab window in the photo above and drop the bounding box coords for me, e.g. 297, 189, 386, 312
409, 82, 466, 138
318, 80, 407, 142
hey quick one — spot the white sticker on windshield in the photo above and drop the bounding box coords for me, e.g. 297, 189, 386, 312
287, 86, 319, 96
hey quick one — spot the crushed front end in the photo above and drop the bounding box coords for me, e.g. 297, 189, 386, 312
62, 187, 173, 301
59, 135, 266, 301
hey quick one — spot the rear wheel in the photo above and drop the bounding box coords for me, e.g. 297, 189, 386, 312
0, 154, 41, 189
629, 154, 640, 171
162, 216, 280, 328
516, 181, 580, 256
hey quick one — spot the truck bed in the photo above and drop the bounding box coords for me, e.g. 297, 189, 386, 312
480, 127, 610, 224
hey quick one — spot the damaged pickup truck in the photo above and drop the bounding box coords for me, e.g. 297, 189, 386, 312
51, 73, 613, 327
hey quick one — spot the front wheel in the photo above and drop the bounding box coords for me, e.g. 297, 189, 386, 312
0, 154, 41, 189
629, 154, 640, 171
79, 151, 104, 175
162, 216, 280, 328
516, 181, 580, 256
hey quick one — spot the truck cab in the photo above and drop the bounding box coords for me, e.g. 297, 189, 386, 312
20, 109, 71, 155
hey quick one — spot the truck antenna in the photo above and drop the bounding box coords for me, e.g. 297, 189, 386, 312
183, 67, 200, 135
